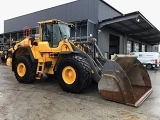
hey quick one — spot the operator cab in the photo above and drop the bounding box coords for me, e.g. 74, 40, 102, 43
39, 19, 71, 47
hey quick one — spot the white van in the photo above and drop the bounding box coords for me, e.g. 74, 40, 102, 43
131, 52, 160, 69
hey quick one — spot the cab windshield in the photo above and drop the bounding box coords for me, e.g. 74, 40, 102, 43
59, 24, 70, 39
42, 23, 70, 47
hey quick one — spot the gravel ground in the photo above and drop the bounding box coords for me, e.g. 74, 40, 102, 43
0, 64, 160, 120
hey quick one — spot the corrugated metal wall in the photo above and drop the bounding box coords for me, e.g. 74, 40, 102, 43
4, 0, 99, 33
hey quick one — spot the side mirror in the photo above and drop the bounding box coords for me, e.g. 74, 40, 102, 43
30, 36, 35, 41
30, 34, 39, 46
34, 34, 40, 40
30, 34, 40, 41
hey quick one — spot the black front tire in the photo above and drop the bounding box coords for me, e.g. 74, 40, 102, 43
57, 56, 91, 93
13, 55, 36, 83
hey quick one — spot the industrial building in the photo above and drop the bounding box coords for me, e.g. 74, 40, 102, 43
1, 0, 160, 58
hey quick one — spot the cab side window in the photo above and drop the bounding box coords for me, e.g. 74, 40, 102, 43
42, 24, 51, 45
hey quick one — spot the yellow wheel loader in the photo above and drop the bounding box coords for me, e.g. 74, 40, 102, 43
0, 39, 10, 63
0, 41, 20, 63
6, 19, 153, 107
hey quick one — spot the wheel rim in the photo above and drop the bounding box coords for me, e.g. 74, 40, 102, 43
62, 66, 76, 84
17, 63, 26, 77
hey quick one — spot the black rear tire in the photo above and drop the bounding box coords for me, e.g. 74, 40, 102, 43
57, 56, 91, 93
13, 55, 36, 83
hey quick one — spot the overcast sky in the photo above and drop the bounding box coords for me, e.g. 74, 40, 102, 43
0, 0, 159, 34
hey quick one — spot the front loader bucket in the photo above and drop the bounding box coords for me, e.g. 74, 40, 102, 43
98, 56, 153, 107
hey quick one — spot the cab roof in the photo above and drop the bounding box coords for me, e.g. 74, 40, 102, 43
38, 19, 73, 26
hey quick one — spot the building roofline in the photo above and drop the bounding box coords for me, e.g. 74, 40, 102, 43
100, 11, 157, 29
5, 0, 77, 21
122, 11, 157, 30
99, 11, 160, 45
100, 0, 123, 15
